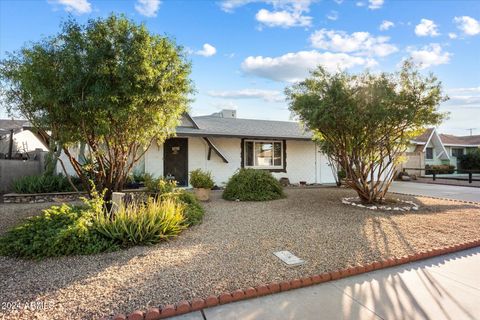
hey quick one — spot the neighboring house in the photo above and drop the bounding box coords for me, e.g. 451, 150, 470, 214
59, 110, 336, 186
405, 128, 480, 172
0, 119, 49, 158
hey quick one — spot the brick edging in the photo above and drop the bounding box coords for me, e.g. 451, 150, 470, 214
109, 239, 480, 320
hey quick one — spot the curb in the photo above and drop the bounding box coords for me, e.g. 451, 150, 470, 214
389, 191, 480, 205
110, 238, 480, 320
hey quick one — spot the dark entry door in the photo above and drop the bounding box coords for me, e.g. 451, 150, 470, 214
164, 138, 188, 186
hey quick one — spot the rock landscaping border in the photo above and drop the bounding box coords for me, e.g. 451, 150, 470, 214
2, 189, 149, 204
109, 238, 480, 320
341, 197, 419, 211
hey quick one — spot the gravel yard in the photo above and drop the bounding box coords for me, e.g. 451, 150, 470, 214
1, 187, 479, 319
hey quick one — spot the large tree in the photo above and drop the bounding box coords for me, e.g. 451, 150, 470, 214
0, 15, 193, 199
285, 61, 447, 203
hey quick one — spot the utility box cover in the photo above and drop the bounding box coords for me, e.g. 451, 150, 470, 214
273, 251, 305, 266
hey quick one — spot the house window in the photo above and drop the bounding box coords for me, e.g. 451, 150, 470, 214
244, 140, 283, 169
426, 147, 434, 160
452, 148, 464, 158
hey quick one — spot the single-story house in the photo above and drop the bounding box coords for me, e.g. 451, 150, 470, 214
0, 119, 49, 159
405, 128, 480, 170
58, 109, 336, 186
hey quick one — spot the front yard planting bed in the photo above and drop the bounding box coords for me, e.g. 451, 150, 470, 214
1, 187, 479, 319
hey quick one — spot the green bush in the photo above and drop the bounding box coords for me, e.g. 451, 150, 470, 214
425, 164, 455, 174
223, 169, 284, 201
458, 149, 480, 170
161, 190, 205, 226
13, 174, 74, 194
92, 198, 185, 246
0, 204, 117, 259
144, 174, 177, 195
189, 169, 214, 189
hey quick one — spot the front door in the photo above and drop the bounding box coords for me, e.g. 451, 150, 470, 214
164, 138, 188, 186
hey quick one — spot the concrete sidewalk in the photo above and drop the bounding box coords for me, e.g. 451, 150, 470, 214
172, 247, 480, 320
389, 181, 480, 203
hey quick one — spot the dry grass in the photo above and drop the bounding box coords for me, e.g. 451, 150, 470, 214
0, 187, 479, 319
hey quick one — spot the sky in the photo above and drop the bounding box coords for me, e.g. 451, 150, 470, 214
0, 0, 479, 135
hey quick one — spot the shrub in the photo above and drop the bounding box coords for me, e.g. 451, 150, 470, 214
189, 169, 214, 189
425, 164, 455, 174
223, 169, 284, 201
144, 174, 177, 195
161, 190, 205, 226
92, 199, 186, 246
458, 149, 480, 170
13, 174, 74, 194
0, 204, 117, 259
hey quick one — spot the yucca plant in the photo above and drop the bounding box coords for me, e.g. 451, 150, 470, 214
92, 198, 186, 246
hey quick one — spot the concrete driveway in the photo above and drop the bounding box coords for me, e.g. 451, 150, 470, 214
389, 181, 480, 203
171, 247, 480, 320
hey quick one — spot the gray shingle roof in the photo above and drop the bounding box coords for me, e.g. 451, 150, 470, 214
0, 119, 31, 135
412, 128, 480, 146
176, 116, 312, 140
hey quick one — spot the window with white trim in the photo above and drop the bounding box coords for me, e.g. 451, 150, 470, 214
244, 140, 283, 169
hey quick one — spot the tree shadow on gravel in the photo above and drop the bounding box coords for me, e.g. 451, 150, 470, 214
2, 188, 478, 319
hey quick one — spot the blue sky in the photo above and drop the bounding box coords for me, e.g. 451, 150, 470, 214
1, 0, 479, 135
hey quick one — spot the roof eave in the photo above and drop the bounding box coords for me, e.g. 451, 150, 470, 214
176, 131, 312, 141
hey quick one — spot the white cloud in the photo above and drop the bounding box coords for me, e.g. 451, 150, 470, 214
207, 89, 284, 102
326, 10, 339, 21
135, 0, 161, 17
241, 50, 376, 82
221, 0, 315, 28
448, 32, 458, 39
448, 87, 480, 94
309, 29, 398, 57
356, 1, 365, 7
379, 20, 394, 31
220, 0, 256, 12
408, 44, 451, 69
414, 19, 440, 37
368, 0, 384, 10
454, 16, 480, 36
255, 8, 312, 28
195, 43, 217, 57
49, 0, 91, 14
334, 0, 344, 3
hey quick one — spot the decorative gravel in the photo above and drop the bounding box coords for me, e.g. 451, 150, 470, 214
1, 188, 479, 320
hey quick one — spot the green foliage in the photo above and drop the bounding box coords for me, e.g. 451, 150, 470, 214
425, 164, 455, 174
0, 204, 117, 259
189, 169, 214, 189
133, 172, 147, 183
285, 60, 447, 203
144, 174, 177, 195
13, 174, 75, 194
0, 14, 193, 198
161, 190, 205, 226
223, 169, 284, 201
92, 199, 185, 246
0, 184, 202, 259
458, 149, 480, 170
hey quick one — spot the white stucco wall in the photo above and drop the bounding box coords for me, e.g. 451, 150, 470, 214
144, 137, 335, 186
0, 130, 48, 154
57, 136, 336, 185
